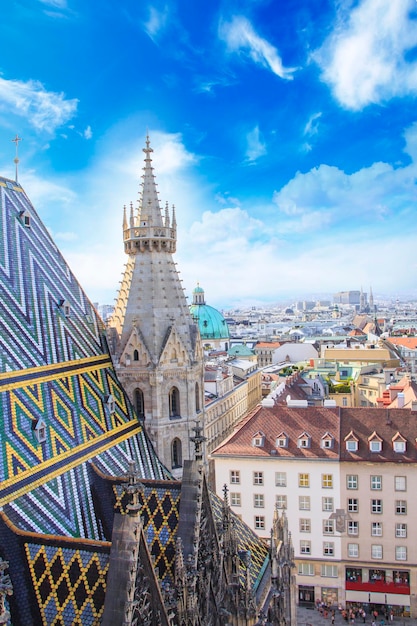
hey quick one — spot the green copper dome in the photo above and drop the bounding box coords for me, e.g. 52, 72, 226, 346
189, 284, 230, 341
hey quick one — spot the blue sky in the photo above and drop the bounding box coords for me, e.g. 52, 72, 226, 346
1, 0, 417, 309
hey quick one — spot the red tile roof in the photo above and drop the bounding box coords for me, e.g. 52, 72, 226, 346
211, 405, 417, 463
211, 405, 339, 459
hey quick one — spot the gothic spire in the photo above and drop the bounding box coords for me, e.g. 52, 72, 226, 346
139, 135, 164, 228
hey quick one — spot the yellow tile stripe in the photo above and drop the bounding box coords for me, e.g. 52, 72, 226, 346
0, 420, 141, 507
0, 355, 111, 392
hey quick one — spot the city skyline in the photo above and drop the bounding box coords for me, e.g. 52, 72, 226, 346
1, 1, 417, 308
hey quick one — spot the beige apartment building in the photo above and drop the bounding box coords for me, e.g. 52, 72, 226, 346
211, 404, 417, 617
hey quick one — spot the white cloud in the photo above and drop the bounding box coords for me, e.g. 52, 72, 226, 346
304, 112, 321, 137
84, 125, 92, 140
219, 16, 296, 80
144, 6, 169, 40
39, 0, 67, 7
0, 77, 78, 133
245, 125, 266, 162
315, 0, 417, 109
18, 120, 417, 309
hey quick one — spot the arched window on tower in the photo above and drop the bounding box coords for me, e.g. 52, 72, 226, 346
134, 388, 145, 420
169, 387, 180, 418
171, 438, 182, 469
133, 349, 139, 361
195, 382, 200, 413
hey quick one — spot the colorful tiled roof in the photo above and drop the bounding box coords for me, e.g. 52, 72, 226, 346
0, 177, 169, 520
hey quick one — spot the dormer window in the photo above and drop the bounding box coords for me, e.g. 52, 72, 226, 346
368, 432, 382, 453
57, 299, 71, 317
19, 209, 31, 227
321, 433, 334, 449
105, 394, 116, 415
252, 431, 265, 447
298, 432, 311, 449
345, 431, 358, 452
276, 432, 288, 448
34, 419, 47, 444
392, 433, 407, 453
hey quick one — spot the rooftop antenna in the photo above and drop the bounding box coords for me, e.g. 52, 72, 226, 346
11, 134, 22, 182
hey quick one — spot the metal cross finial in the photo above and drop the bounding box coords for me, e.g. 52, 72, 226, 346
11, 134, 22, 182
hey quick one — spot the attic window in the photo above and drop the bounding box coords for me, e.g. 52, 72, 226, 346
392, 433, 406, 453
34, 419, 47, 444
394, 440, 406, 453
345, 430, 358, 452
368, 433, 382, 453
346, 440, 358, 452
298, 433, 311, 449
19, 210, 31, 227
252, 432, 265, 447
105, 394, 116, 414
276, 433, 288, 448
58, 299, 71, 317
321, 434, 334, 449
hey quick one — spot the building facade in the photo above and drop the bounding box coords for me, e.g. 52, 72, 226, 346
211, 404, 417, 617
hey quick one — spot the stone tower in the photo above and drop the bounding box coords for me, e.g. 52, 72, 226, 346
107, 136, 203, 475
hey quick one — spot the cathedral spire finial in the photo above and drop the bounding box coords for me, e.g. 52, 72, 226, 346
11, 134, 22, 182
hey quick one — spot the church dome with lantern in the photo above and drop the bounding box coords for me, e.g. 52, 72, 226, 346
189, 284, 230, 351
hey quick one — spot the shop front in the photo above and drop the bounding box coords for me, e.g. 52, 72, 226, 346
298, 585, 315, 607
345, 567, 410, 617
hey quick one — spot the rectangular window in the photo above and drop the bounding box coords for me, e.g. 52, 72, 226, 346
300, 540, 311, 554
230, 493, 241, 507
323, 519, 334, 535
346, 440, 358, 452
230, 470, 240, 484
372, 522, 383, 536
300, 518, 311, 533
322, 497, 334, 512
348, 521, 359, 536
322, 474, 333, 489
394, 440, 406, 453
275, 472, 287, 487
347, 475, 358, 490
321, 565, 338, 578
254, 494, 264, 508
370, 440, 382, 452
348, 543, 359, 558
253, 471, 264, 485
276, 495, 287, 509
254, 515, 265, 530
371, 545, 383, 559
299, 496, 311, 510
370, 475, 382, 490
323, 542, 334, 557
299, 473, 310, 488
395, 546, 407, 561
395, 476, 407, 491
396, 523, 407, 538
395, 500, 407, 515
348, 498, 359, 513
371, 499, 382, 514
298, 562, 314, 576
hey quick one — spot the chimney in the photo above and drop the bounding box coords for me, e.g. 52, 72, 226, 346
397, 392, 405, 409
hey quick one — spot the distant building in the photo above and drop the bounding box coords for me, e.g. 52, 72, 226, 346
254, 341, 282, 367
334, 290, 361, 306
189, 283, 230, 352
